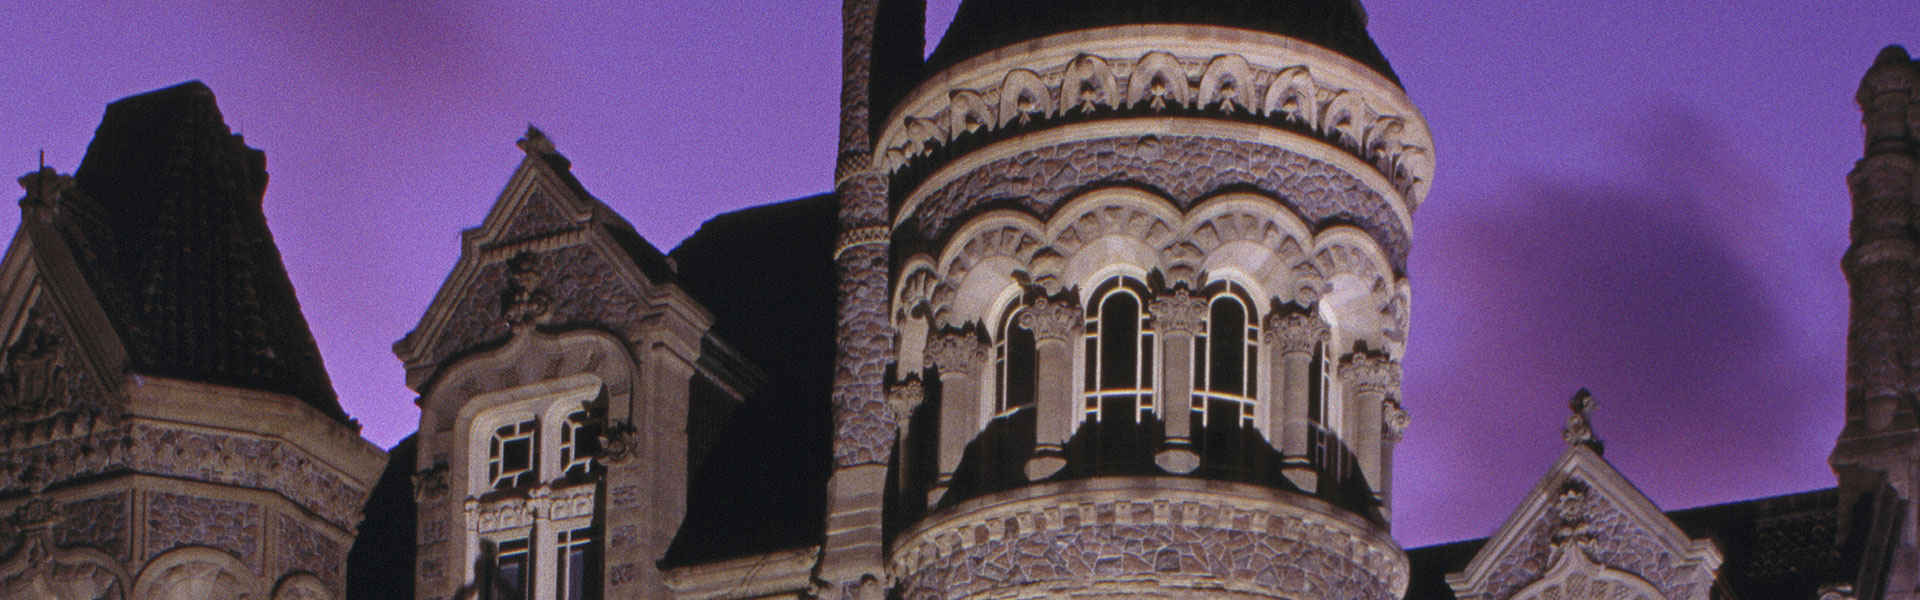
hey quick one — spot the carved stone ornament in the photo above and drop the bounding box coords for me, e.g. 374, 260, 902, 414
1017, 297, 1079, 343
598, 419, 640, 466
1563, 388, 1604, 453
888, 378, 924, 427
1549, 479, 1595, 550
10, 498, 61, 530
1338, 353, 1401, 396
923, 331, 986, 377
412, 462, 450, 503
1148, 289, 1207, 336
1383, 397, 1410, 442
501, 251, 551, 328
1264, 312, 1330, 356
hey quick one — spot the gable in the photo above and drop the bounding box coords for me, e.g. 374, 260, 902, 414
1448, 445, 1723, 600
393, 132, 689, 391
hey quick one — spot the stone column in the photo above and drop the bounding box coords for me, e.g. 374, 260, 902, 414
924, 331, 986, 504
1381, 398, 1410, 517
1264, 312, 1328, 492
1338, 352, 1400, 500
1022, 297, 1080, 480
529, 485, 556, 600
1149, 289, 1206, 474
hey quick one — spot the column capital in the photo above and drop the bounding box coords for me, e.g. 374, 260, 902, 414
1149, 288, 1208, 336
887, 378, 924, 426
924, 331, 987, 376
1019, 297, 1081, 343
1264, 312, 1330, 356
1338, 352, 1401, 396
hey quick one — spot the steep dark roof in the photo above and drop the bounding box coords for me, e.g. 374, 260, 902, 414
1405, 488, 1858, 600
661, 193, 839, 567
926, 0, 1398, 84
57, 81, 348, 423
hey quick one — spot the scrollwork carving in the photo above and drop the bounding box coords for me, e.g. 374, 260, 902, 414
1017, 297, 1079, 343
1264, 312, 1330, 356
1338, 353, 1400, 396
887, 378, 924, 427
1148, 289, 1207, 336
923, 332, 986, 377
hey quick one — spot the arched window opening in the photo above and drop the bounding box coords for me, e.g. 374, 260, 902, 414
1083, 281, 1154, 424
1192, 291, 1259, 429
995, 305, 1037, 415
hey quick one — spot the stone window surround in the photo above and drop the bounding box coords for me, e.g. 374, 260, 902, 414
456, 376, 604, 599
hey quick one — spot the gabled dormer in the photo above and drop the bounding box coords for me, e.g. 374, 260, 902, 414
1448, 391, 1724, 600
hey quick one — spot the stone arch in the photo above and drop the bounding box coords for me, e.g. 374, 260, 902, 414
1196, 54, 1255, 113
935, 213, 1046, 331
894, 259, 940, 322
1061, 54, 1119, 114
1045, 190, 1181, 292
133, 547, 261, 600
1126, 51, 1192, 110
0, 543, 130, 600
269, 573, 330, 600
997, 69, 1051, 127
1311, 227, 1398, 351
1263, 66, 1319, 126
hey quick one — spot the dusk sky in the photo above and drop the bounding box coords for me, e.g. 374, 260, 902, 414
2, 1, 1914, 547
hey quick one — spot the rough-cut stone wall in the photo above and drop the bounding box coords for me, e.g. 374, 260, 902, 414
893, 483, 1405, 600
54, 492, 131, 562
274, 512, 343, 589
146, 492, 263, 573
909, 135, 1407, 270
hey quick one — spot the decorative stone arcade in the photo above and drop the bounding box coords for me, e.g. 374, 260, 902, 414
866, 10, 1436, 600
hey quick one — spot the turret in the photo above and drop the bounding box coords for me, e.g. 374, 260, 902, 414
868, 2, 1435, 599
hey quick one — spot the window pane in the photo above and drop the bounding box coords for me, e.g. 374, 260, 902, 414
1004, 315, 1037, 411
1208, 298, 1245, 395
493, 539, 529, 600
1099, 292, 1138, 390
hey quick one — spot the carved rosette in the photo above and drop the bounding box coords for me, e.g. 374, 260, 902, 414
1338, 354, 1401, 397
1017, 298, 1079, 343
1264, 312, 1330, 357
1148, 289, 1207, 336
923, 332, 987, 377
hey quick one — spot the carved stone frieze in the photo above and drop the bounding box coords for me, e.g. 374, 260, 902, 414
412, 244, 653, 377
145, 493, 261, 572
1476, 476, 1701, 600
879, 50, 1431, 203
0, 302, 116, 443
1017, 298, 1080, 343
1148, 289, 1208, 336
907, 135, 1409, 271
1264, 312, 1330, 356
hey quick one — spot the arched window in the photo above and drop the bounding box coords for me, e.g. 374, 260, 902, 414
995, 304, 1037, 415
1192, 286, 1259, 429
1083, 279, 1154, 423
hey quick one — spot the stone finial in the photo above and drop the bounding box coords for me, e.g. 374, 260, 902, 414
1562, 388, 1604, 454
1265, 311, 1330, 356
1148, 288, 1207, 336
517, 125, 558, 155
16, 167, 72, 208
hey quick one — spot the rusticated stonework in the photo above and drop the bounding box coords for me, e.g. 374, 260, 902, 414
832, 238, 897, 467
909, 135, 1409, 270
1478, 476, 1698, 600
53, 492, 130, 561
893, 481, 1405, 600
274, 512, 343, 588
146, 493, 262, 572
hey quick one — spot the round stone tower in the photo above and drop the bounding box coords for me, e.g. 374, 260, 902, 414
872, 1, 1434, 599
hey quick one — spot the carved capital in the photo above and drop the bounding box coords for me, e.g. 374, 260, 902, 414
924, 332, 986, 377
1264, 312, 1330, 356
887, 378, 924, 426
1338, 353, 1400, 396
1018, 297, 1080, 343
1148, 289, 1207, 336
1383, 397, 1410, 442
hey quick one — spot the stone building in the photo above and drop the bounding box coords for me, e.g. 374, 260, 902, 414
0, 2, 1916, 600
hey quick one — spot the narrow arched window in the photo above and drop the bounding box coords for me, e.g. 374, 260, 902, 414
995, 305, 1037, 414
1083, 279, 1154, 423
1193, 292, 1259, 428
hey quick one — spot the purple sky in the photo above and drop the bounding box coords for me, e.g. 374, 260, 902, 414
2, 1, 1913, 547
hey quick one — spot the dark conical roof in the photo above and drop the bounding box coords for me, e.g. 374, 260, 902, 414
926, 0, 1397, 84
60, 80, 349, 424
